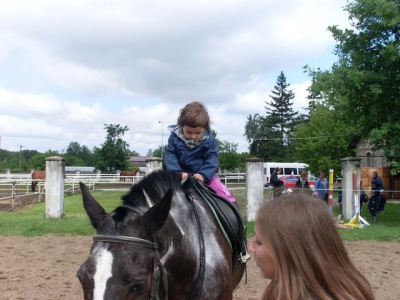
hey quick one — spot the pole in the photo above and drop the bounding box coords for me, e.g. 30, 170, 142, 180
353, 170, 359, 214
19, 145, 22, 169
158, 121, 164, 158
328, 169, 334, 215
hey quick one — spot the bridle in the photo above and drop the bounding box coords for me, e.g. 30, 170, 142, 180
92, 205, 167, 300
91, 194, 206, 300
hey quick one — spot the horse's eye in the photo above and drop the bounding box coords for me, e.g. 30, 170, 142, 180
127, 280, 146, 294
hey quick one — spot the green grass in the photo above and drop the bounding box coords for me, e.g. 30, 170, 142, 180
332, 204, 400, 242
1, 189, 399, 242
0, 190, 125, 237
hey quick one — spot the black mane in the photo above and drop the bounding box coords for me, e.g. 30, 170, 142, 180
120, 170, 193, 209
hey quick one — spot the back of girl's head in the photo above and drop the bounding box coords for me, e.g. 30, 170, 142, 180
257, 194, 374, 299
257, 194, 340, 266
177, 101, 210, 128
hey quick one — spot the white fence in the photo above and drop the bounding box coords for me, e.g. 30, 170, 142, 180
0, 172, 246, 209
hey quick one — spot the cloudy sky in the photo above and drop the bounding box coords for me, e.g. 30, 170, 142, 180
0, 0, 350, 156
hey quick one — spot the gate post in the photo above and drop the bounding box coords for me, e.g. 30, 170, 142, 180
146, 157, 163, 175
45, 156, 65, 219
246, 157, 264, 222
340, 157, 361, 221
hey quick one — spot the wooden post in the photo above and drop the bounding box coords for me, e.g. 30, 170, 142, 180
145, 157, 163, 176
340, 157, 361, 221
246, 157, 264, 222
45, 156, 65, 219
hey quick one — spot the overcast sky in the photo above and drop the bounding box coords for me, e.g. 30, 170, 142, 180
0, 0, 350, 156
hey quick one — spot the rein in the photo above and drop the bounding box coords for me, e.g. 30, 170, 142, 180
185, 191, 206, 300
93, 235, 157, 249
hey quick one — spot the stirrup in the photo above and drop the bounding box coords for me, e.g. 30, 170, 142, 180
239, 252, 251, 263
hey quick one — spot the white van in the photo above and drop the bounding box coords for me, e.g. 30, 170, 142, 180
264, 162, 309, 186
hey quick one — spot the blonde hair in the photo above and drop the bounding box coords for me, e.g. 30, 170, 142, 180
177, 101, 210, 128
256, 194, 374, 300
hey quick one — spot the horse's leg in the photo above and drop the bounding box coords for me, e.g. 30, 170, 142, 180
31, 181, 36, 192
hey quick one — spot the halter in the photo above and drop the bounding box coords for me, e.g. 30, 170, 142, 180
92, 205, 168, 300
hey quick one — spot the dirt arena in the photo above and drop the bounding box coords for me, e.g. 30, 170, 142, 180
0, 236, 399, 300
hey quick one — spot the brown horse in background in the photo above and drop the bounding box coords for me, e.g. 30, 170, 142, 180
119, 168, 139, 182
31, 170, 45, 192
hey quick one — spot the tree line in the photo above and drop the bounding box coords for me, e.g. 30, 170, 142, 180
0, 123, 249, 173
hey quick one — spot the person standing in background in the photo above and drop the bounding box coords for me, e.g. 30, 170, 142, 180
295, 171, 312, 195
377, 189, 386, 214
315, 171, 329, 204
359, 181, 367, 214
270, 167, 284, 198
368, 191, 378, 222
371, 170, 384, 197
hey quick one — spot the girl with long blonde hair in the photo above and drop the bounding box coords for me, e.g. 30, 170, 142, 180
249, 194, 375, 299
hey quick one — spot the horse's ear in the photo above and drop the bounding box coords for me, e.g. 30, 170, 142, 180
80, 182, 107, 229
141, 189, 173, 234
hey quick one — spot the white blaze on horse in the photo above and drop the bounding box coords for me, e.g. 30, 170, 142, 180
78, 170, 247, 300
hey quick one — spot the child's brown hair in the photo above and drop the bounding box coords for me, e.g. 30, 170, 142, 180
177, 101, 210, 128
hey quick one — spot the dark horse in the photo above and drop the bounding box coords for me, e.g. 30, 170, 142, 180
31, 170, 45, 192
78, 170, 246, 299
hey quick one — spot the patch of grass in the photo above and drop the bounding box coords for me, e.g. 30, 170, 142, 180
334, 202, 400, 242
0, 190, 125, 237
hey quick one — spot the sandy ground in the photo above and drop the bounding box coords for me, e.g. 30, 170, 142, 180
1, 236, 399, 300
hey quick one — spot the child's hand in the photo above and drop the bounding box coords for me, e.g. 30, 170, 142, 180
193, 173, 204, 182
181, 172, 189, 179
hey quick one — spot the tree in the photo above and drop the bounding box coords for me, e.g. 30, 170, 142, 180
152, 145, 166, 159
244, 72, 300, 161
307, 0, 400, 173
146, 149, 153, 157
294, 103, 356, 176
66, 142, 94, 166
96, 124, 131, 172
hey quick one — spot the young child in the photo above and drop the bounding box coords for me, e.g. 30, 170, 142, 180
165, 101, 236, 203
368, 191, 378, 222
249, 194, 375, 300
378, 189, 386, 214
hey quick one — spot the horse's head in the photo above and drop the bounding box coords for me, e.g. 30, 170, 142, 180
77, 181, 172, 300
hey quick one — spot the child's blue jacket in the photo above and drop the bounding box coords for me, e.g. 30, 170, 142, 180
165, 129, 218, 183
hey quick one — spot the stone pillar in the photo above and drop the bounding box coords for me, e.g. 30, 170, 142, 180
146, 157, 163, 176
45, 156, 65, 219
340, 157, 361, 221
246, 157, 264, 222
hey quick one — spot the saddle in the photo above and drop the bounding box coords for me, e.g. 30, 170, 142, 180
193, 181, 250, 267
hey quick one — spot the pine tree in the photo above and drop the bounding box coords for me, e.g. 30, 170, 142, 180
264, 71, 299, 161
